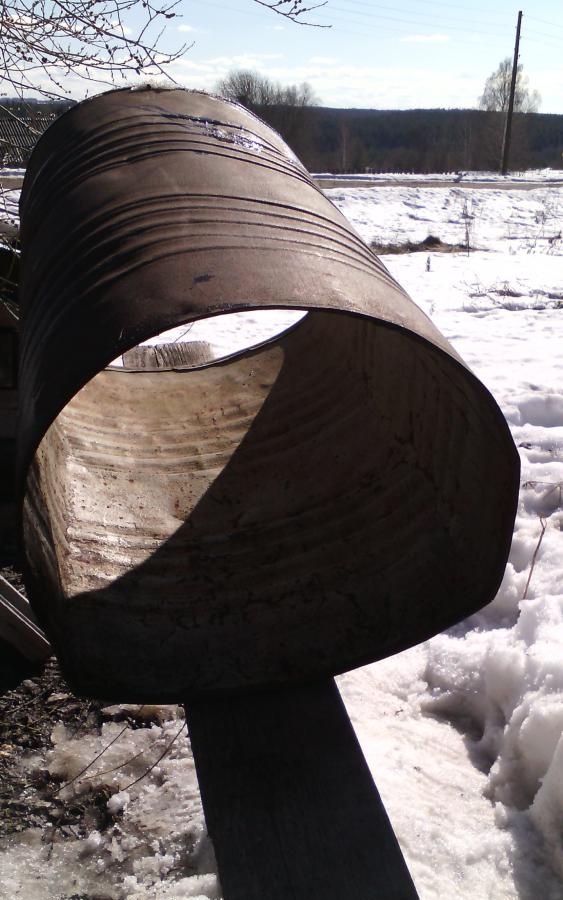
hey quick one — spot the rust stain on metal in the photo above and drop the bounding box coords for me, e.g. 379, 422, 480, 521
18, 88, 520, 702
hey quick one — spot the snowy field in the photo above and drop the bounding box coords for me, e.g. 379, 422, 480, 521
6, 166, 563, 184
1, 173, 563, 899
313, 168, 563, 184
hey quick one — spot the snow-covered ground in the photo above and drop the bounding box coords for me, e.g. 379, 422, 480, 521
334, 182, 563, 898
0, 187, 20, 236
1, 176, 563, 899
313, 167, 563, 184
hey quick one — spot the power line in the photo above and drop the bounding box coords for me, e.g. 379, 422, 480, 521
188, 0, 505, 47
309, 6, 508, 40
341, 0, 509, 31
189, 0, 503, 36
346, 0, 512, 16
189, 0, 563, 49
524, 27, 563, 46
305, 19, 502, 47
329, 5, 507, 34
526, 14, 563, 32
186, 0, 559, 85
321, 3, 563, 50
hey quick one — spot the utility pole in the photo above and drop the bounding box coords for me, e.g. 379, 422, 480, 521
501, 10, 523, 175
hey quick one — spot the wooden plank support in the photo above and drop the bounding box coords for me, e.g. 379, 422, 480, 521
0, 574, 51, 662
186, 678, 419, 900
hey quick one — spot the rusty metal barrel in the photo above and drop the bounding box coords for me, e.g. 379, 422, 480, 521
18, 88, 519, 702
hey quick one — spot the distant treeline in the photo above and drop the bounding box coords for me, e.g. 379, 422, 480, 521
256, 106, 563, 173
3, 98, 563, 173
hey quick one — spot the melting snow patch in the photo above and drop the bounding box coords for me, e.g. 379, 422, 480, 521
514, 394, 563, 428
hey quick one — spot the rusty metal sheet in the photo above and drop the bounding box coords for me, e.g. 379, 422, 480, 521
18, 88, 520, 701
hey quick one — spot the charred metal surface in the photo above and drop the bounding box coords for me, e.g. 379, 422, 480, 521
18, 88, 519, 701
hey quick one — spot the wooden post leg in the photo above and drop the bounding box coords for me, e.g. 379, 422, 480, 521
186, 679, 419, 900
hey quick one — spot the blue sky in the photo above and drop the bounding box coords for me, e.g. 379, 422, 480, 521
156, 0, 563, 112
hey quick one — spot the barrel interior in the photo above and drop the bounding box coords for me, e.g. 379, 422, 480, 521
23, 309, 515, 701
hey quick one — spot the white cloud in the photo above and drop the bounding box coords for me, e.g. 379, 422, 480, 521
309, 56, 339, 65
205, 53, 284, 66
228, 61, 484, 110
400, 34, 450, 44
178, 24, 196, 33
19, 47, 560, 115
526, 65, 563, 115
167, 54, 287, 94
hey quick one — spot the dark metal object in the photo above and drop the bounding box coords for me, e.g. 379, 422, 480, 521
0, 571, 49, 694
18, 88, 520, 701
0, 304, 18, 544
187, 678, 419, 900
0, 574, 51, 661
0, 329, 17, 390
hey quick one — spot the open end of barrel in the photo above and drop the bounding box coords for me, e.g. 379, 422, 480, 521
22, 308, 519, 702
106, 309, 308, 371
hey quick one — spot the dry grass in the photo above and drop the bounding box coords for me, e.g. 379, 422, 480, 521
371, 234, 473, 255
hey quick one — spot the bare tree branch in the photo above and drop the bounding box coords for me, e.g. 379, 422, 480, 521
0, 0, 329, 104
216, 69, 319, 108
0, 0, 190, 99
252, 0, 329, 26
0, 0, 329, 172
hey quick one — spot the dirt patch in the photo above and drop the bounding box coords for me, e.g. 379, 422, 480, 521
1, 548, 184, 855
0, 653, 106, 837
0, 556, 127, 842
371, 234, 473, 255
0, 653, 165, 848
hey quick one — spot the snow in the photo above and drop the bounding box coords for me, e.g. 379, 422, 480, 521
0, 714, 219, 899
0, 187, 20, 235
2, 174, 563, 898
332, 181, 563, 897
313, 168, 563, 184
109, 310, 306, 367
